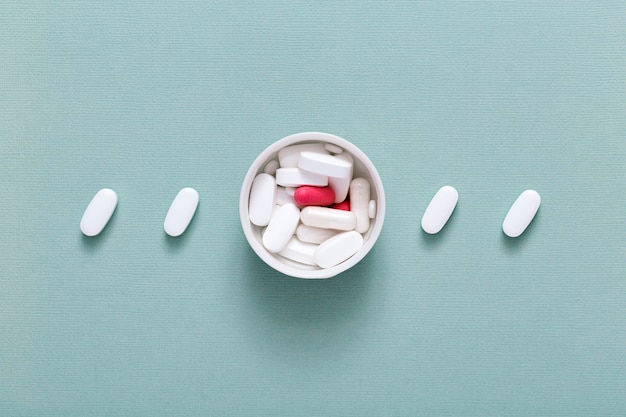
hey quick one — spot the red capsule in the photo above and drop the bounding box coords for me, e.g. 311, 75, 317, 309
332, 200, 350, 211
294, 186, 335, 207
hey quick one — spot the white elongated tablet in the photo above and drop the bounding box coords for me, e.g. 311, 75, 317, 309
164, 187, 199, 237
421, 186, 458, 234
278, 143, 328, 168
278, 236, 317, 266
350, 178, 370, 233
262, 204, 300, 253
300, 206, 357, 231
298, 151, 352, 179
80, 188, 118, 236
328, 153, 354, 203
296, 224, 339, 244
313, 230, 363, 268
275, 167, 328, 187
249, 173, 276, 226
503, 190, 541, 237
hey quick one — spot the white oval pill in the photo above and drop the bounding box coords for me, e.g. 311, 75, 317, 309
298, 151, 352, 179
80, 188, 118, 237
368, 200, 376, 219
503, 190, 541, 237
275, 167, 328, 187
278, 143, 328, 168
278, 236, 317, 266
164, 187, 199, 237
300, 206, 357, 231
249, 173, 276, 226
262, 204, 300, 253
421, 186, 458, 234
296, 224, 339, 244
350, 178, 370, 233
313, 231, 363, 268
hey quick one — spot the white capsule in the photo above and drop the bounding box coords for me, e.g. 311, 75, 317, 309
164, 187, 199, 237
298, 151, 352, 179
278, 236, 317, 266
300, 206, 357, 231
324, 143, 343, 154
313, 231, 363, 268
285, 187, 296, 196
296, 224, 339, 244
249, 173, 277, 226
328, 153, 354, 203
276, 186, 296, 206
368, 200, 377, 219
263, 160, 279, 176
275, 167, 328, 187
350, 178, 370, 233
278, 143, 328, 168
503, 190, 541, 237
80, 188, 118, 237
421, 186, 458, 234
262, 204, 300, 253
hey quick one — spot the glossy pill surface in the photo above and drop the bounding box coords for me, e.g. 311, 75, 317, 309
294, 186, 335, 207
328, 153, 353, 203
298, 151, 353, 179
421, 186, 458, 234
275, 168, 328, 187
249, 173, 276, 226
164, 187, 199, 237
350, 178, 370, 233
80, 188, 118, 237
262, 204, 300, 253
313, 231, 364, 268
300, 206, 357, 231
332, 201, 350, 211
296, 224, 339, 244
278, 143, 328, 168
278, 236, 317, 266
503, 190, 541, 237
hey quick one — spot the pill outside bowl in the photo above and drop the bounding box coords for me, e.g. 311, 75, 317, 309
239, 132, 386, 279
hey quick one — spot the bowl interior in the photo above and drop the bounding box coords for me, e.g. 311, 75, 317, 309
239, 132, 385, 279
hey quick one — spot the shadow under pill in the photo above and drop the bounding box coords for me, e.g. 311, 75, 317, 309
501, 208, 541, 251
163, 206, 199, 251
79, 210, 118, 252
420, 204, 459, 249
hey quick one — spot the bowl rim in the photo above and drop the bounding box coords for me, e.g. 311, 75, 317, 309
239, 132, 385, 279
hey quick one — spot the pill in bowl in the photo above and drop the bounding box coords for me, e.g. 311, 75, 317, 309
239, 132, 385, 279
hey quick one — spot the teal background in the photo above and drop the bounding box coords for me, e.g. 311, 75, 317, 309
2, 1, 626, 415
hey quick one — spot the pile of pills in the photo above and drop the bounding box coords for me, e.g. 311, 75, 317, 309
248, 142, 377, 269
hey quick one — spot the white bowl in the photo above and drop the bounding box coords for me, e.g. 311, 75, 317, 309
239, 132, 386, 279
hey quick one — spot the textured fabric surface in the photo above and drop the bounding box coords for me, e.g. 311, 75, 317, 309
2, 1, 626, 416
